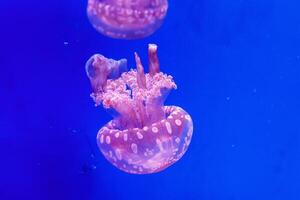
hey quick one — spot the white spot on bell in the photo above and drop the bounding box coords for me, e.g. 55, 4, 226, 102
187, 128, 193, 137
165, 121, 172, 134
152, 126, 158, 133
106, 136, 111, 144
156, 138, 164, 151
131, 143, 138, 154
115, 149, 122, 160
115, 132, 120, 138
185, 115, 191, 121
136, 131, 143, 139
100, 134, 104, 144
175, 119, 182, 126
143, 126, 149, 131
123, 133, 128, 141
175, 137, 180, 144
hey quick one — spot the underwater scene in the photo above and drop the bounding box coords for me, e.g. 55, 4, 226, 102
0, 0, 300, 199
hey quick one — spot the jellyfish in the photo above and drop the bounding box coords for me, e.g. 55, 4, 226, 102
87, 0, 168, 39
86, 44, 193, 174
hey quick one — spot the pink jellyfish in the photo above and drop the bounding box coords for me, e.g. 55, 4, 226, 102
86, 44, 193, 174
87, 0, 168, 39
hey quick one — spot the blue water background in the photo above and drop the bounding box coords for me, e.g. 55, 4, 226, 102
0, 0, 299, 199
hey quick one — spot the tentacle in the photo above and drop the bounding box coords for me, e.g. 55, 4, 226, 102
134, 52, 147, 89
85, 54, 128, 93
148, 44, 160, 76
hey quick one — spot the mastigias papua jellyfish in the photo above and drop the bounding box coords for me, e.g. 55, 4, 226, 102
87, 0, 168, 39
86, 44, 193, 174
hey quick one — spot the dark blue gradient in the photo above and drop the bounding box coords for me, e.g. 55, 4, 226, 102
0, 0, 299, 199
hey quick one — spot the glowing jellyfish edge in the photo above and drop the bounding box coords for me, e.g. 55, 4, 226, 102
86, 44, 193, 174
87, 0, 168, 39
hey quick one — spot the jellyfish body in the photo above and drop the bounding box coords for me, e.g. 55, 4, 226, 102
86, 44, 193, 174
87, 0, 168, 39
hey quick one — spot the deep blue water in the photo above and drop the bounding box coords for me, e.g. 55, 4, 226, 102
1, 0, 300, 199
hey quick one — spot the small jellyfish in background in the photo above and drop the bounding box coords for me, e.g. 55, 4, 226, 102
86, 44, 193, 174
87, 0, 168, 39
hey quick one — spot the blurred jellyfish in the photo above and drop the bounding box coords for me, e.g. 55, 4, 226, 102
87, 0, 168, 39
